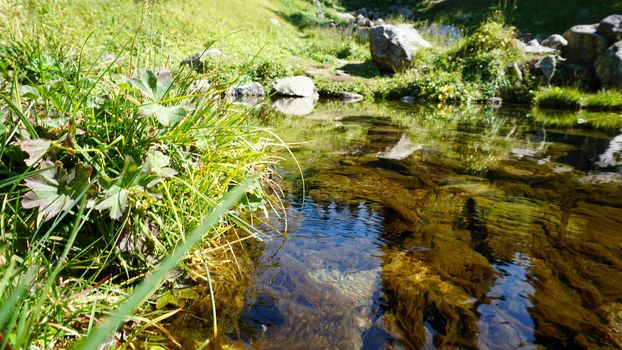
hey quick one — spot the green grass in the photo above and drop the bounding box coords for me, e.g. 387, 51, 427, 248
337, 0, 622, 35
0, 23, 280, 349
582, 90, 622, 111
534, 88, 622, 112
533, 87, 583, 110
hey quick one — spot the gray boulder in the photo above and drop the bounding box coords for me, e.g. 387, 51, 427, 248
535, 55, 557, 85
597, 14, 622, 42
369, 24, 431, 72
272, 76, 318, 98
226, 82, 265, 105
226, 82, 264, 98
596, 41, 622, 89
563, 24, 609, 67
518, 39, 557, 55
541, 34, 568, 50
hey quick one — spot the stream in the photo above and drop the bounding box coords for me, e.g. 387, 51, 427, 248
234, 101, 622, 349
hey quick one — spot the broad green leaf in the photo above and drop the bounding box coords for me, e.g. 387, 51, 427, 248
91, 157, 159, 220
130, 70, 173, 102
22, 161, 93, 222
17, 139, 52, 166
139, 103, 186, 126
92, 184, 129, 220
143, 150, 177, 180
18, 85, 41, 100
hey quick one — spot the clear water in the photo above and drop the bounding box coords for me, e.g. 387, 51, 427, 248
233, 102, 622, 349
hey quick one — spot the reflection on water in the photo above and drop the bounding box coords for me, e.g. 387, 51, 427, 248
477, 253, 535, 350
233, 102, 622, 349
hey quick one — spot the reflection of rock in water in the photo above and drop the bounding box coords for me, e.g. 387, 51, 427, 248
596, 133, 622, 169
378, 134, 422, 160
272, 97, 317, 116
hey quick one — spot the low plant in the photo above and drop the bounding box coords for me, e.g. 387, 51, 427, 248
582, 90, 622, 112
533, 87, 583, 110
0, 31, 278, 349
533, 88, 622, 112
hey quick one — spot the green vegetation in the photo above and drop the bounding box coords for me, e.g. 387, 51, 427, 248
338, 0, 622, 35
534, 88, 622, 112
0, 17, 278, 350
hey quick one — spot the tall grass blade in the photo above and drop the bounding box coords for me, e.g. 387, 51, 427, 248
74, 178, 254, 350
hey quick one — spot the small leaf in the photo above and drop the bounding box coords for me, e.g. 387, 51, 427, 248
93, 184, 129, 220
22, 161, 93, 222
143, 150, 177, 181
139, 103, 185, 126
91, 157, 157, 220
18, 85, 41, 100
130, 70, 173, 102
17, 139, 53, 166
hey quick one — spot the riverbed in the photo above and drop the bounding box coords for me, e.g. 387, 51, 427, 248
235, 101, 622, 349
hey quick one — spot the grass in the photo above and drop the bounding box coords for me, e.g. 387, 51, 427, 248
533, 87, 583, 110
337, 0, 622, 35
0, 22, 281, 349
534, 87, 622, 112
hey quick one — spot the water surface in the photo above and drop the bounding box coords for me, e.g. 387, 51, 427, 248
236, 102, 622, 349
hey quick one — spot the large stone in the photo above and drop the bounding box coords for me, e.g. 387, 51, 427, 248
226, 82, 264, 98
535, 55, 557, 84
226, 82, 265, 105
517, 39, 557, 55
598, 14, 622, 42
369, 24, 431, 72
272, 76, 318, 98
541, 34, 568, 50
596, 41, 622, 89
563, 24, 609, 67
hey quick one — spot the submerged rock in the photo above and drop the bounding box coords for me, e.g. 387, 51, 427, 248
272, 76, 318, 98
595, 41, 622, 89
369, 24, 431, 72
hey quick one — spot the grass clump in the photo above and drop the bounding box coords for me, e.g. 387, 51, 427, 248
0, 30, 278, 349
534, 88, 622, 112
582, 90, 622, 112
533, 87, 583, 110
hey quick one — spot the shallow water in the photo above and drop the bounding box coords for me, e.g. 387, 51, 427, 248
236, 102, 622, 349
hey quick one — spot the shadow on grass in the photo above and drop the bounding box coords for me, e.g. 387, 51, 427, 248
338, 60, 383, 78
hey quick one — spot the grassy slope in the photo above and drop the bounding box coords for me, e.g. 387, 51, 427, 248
338, 0, 622, 35
2, 0, 318, 64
